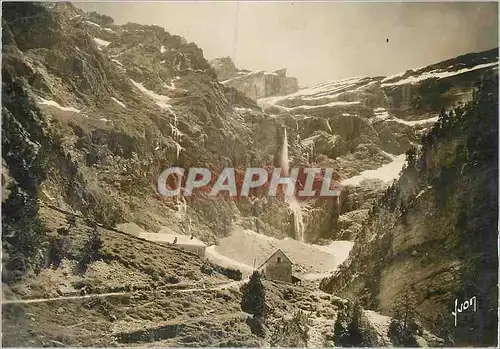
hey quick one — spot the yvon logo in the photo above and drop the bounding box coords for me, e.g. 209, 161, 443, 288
451, 296, 477, 326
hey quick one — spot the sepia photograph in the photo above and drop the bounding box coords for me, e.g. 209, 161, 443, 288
1, 1, 498, 347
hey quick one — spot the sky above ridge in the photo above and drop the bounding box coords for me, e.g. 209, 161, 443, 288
74, 1, 498, 87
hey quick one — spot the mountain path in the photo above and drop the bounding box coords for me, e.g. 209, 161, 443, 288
2, 279, 248, 305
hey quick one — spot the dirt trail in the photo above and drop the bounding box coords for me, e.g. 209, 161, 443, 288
175, 279, 247, 293
2, 279, 248, 305
2, 290, 128, 305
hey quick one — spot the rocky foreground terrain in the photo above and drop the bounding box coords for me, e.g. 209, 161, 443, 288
2, 2, 498, 347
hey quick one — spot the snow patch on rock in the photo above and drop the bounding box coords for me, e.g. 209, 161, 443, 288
83, 20, 101, 28
341, 153, 406, 186
130, 79, 172, 110
111, 97, 126, 108
37, 97, 80, 113
111, 59, 124, 67
381, 62, 498, 87
93, 37, 111, 49
388, 116, 439, 126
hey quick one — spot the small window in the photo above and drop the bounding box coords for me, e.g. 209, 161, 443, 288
277, 257, 282, 264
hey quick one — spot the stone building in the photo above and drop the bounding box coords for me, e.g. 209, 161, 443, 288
257, 249, 293, 283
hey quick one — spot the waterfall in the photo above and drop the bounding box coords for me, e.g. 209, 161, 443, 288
280, 126, 305, 242
170, 111, 184, 160
171, 112, 186, 221
289, 196, 305, 242
281, 127, 290, 176
175, 193, 187, 220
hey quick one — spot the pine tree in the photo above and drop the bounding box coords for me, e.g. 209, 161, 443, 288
405, 147, 417, 169
333, 301, 376, 347
241, 270, 266, 318
391, 284, 417, 330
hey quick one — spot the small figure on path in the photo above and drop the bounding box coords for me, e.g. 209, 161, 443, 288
173, 236, 178, 244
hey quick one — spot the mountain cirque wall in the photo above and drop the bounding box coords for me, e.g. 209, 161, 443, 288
2, 2, 498, 272
258, 48, 498, 243
210, 56, 299, 99
2, 2, 499, 347
4, 1, 497, 246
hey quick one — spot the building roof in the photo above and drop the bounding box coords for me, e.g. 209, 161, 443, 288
257, 249, 292, 269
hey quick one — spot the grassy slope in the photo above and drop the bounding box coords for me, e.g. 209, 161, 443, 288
2, 205, 261, 347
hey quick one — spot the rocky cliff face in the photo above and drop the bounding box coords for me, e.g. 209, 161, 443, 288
1, 2, 301, 255
4, 1, 497, 246
257, 49, 498, 243
209, 56, 238, 81
3, 1, 497, 259
3, 3, 354, 290
2, 2, 498, 347
210, 57, 299, 99
320, 76, 498, 346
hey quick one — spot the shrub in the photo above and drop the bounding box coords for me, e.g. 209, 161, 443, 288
391, 284, 417, 331
45, 233, 70, 269
388, 318, 419, 347
2, 184, 46, 282
75, 227, 102, 274
219, 266, 242, 281
270, 310, 312, 347
333, 301, 378, 347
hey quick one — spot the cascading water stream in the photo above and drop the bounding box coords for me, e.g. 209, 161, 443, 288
171, 112, 184, 160
280, 127, 305, 242
171, 111, 187, 219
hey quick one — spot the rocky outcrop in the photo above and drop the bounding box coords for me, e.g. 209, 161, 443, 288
209, 56, 237, 81
381, 48, 499, 117
209, 57, 299, 99
2, 3, 498, 348
320, 76, 498, 346
1, 2, 299, 252
3, 2, 497, 251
